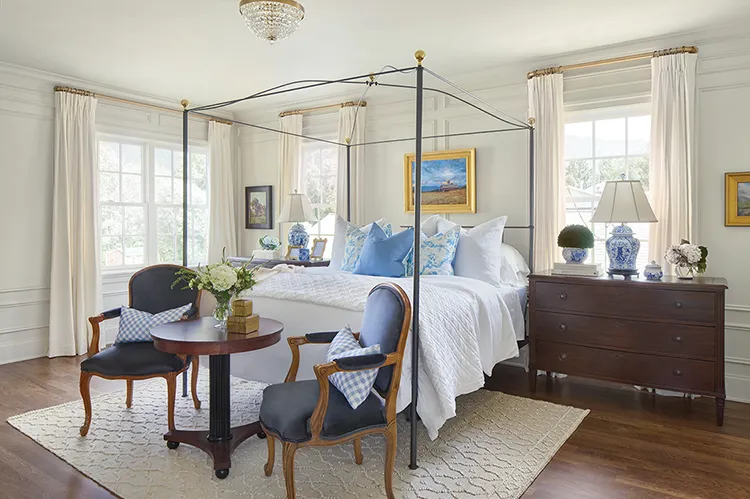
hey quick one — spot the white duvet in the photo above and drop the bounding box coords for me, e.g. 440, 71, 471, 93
242, 268, 523, 439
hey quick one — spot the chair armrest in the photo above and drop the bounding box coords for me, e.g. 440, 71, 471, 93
87, 308, 121, 358
283, 331, 360, 383
333, 353, 387, 371
102, 307, 122, 319
304, 331, 341, 343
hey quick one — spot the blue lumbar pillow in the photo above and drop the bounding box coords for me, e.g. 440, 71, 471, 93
326, 326, 381, 409
115, 303, 192, 343
353, 225, 414, 277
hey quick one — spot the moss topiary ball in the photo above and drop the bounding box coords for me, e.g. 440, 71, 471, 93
557, 224, 595, 249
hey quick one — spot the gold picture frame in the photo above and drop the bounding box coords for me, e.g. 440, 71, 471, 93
285, 245, 303, 260
403, 148, 476, 214
311, 238, 327, 260
725, 172, 750, 227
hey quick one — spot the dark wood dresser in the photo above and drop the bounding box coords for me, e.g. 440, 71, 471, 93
528, 271, 728, 425
228, 257, 330, 268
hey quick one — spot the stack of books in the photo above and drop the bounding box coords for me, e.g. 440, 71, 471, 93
552, 262, 603, 277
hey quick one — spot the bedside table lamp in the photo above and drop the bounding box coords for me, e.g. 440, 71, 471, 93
591, 176, 657, 279
278, 190, 317, 248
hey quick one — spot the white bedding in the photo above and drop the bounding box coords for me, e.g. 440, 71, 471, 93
236, 267, 523, 439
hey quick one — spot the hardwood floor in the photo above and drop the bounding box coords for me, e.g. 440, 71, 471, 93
1, 357, 749, 498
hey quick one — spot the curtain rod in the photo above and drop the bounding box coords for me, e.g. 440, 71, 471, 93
526, 45, 698, 80
53, 86, 233, 125
279, 100, 367, 118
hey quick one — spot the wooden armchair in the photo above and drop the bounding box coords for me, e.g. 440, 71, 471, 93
79, 264, 202, 437
259, 282, 411, 499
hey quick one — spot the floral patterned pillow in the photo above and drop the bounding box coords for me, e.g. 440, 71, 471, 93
404, 226, 460, 276
341, 221, 392, 272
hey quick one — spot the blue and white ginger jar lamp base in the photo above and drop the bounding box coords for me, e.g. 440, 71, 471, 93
605, 224, 640, 279
287, 223, 309, 248
562, 248, 589, 264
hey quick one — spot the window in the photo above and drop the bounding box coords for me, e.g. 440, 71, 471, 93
564, 112, 651, 269
98, 137, 209, 271
300, 140, 337, 257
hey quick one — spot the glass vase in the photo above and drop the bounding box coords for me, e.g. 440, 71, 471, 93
213, 296, 232, 330
675, 264, 695, 280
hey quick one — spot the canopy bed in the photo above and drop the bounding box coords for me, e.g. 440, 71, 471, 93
178, 50, 535, 469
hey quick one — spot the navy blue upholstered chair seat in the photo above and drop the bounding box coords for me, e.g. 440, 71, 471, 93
260, 380, 386, 443
259, 283, 411, 499
81, 343, 191, 378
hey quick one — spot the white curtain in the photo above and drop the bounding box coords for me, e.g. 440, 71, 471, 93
207, 121, 237, 262
648, 53, 698, 261
279, 114, 303, 202
336, 105, 366, 225
48, 91, 101, 357
528, 73, 565, 272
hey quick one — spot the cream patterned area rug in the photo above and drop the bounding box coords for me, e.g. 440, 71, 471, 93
8, 369, 588, 499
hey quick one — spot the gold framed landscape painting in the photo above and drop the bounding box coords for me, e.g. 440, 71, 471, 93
725, 172, 750, 227
403, 148, 476, 214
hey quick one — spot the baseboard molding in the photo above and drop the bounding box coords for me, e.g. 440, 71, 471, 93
0, 335, 48, 365
726, 373, 750, 404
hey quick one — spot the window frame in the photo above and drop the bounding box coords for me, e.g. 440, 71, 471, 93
299, 138, 338, 256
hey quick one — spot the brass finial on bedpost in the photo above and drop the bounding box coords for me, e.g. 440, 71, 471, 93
345, 138, 351, 145
180, 99, 189, 109
415, 50, 426, 66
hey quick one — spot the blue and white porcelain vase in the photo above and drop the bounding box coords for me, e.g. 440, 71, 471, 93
298, 248, 310, 261
287, 223, 309, 248
561, 247, 589, 264
606, 224, 640, 273
644, 261, 663, 281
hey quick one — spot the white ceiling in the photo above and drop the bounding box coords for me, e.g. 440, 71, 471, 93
2, 0, 750, 108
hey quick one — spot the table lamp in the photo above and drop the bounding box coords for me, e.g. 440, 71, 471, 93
277, 190, 317, 248
591, 176, 657, 279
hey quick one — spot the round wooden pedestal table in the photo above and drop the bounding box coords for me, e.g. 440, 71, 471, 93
151, 316, 283, 479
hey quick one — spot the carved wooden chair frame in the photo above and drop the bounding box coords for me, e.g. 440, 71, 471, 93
261, 282, 412, 499
79, 264, 203, 437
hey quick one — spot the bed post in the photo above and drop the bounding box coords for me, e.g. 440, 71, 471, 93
528, 121, 535, 273
409, 49, 426, 471
181, 99, 190, 398
346, 140, 352, 222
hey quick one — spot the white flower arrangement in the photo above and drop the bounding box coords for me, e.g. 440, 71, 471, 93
259, 234, 281, 251
664, 239, 708, 273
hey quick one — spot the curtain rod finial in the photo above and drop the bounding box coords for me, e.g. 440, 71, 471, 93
345, 137, 351, 145
180, 99, 189, 109
415, 50, 426, 66
528, 117, 536, 126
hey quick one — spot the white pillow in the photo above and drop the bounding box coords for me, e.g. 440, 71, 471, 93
498, 243, 531, 287
330, 216, 389, 270
420, 215, 441, 237
436, 216, 509, 287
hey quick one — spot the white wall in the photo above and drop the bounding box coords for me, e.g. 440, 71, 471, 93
237, 23, 750, 402
0, 62, 232, 362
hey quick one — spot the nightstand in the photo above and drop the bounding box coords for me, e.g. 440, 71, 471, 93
528, 270, 728, 425
228, 257, 330, 268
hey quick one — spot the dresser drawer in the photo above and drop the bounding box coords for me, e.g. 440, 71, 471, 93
533, 281, 716, 323
533, 311, 716, 360
536, 341, 716, 393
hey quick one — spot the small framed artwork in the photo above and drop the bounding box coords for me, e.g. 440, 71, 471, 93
403, 148, 476, 214
311, 238, 328, 260
285, 245, 302, 260
725, 172, 750, 227
246, 185, 273, 229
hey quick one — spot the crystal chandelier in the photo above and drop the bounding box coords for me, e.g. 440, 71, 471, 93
239, 0, 305, 44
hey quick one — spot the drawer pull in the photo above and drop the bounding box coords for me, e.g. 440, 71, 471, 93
558, 353, 567, 361
673, 368, 683, 376
675, 301, 683, 308
559, 293, 567, 300
559, 323, 567, 331
673, 335, 684, 343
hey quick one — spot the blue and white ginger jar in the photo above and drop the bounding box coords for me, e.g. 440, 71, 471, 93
606, 224, 640, 271
287, 223, 309, 248
562, 247, 589, 264
644, 261, 663, 281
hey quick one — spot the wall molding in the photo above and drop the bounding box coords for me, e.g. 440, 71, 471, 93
0, 285, 49, 295
727, 304, 750, 313
0, 299, 49, 310
0, 324, 49, 336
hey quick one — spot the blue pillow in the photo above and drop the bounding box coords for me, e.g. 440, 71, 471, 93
341, 222, 393, 272
353, 225, 414, 277
115, 303, 192, 343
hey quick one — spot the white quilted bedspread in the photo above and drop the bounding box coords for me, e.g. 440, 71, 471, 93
246, 270, 521, 439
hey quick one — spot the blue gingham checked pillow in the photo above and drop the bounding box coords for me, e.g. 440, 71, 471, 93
325, 326, 381, 409
114, 303, 193, 344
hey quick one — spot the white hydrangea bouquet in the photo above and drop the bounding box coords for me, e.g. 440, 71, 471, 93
664, 239, 708, 279
172, 249, 258, 327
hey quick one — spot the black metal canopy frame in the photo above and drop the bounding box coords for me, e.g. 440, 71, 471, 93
180, 50, 535, 470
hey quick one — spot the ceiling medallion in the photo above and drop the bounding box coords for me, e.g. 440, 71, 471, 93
238, 0, 305, 44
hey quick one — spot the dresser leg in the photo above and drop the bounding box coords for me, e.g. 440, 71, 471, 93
716, 397, 725, 426
529, 368, 537, 392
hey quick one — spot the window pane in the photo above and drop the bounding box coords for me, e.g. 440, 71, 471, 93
121, 144, 142, 173
191, 153, 207, 178
628, 156, 650, 190
99, 173, 120, 202
173, 151, 184, 177
123, 236, 145, 265
321, 175, 336, 206
101, 236, 122, 267
594, 118, 626, 156
155, 177, 172, 204
190, 207, 209, 248
157, 207, 177, 235
157, 234, 176, 263
565, 159, 594, 192
595, 157, 627, 191
100, 205, 122, 236
173, 178, 184, 204
306, 176, 322, 205
155, 148, 172, 176
628, 116, 651, 155
121, 173, 142, 203
321, 147, 336, 177
564, 122, 593, 159
191, 178, 207, 205
123, 206, 145, 235
99, 142, 119, 171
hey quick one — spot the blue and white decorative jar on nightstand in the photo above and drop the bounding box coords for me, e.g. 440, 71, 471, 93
287, 223, 309, 248
562, 247, 589, 264
606, 224, 640, 271
644, 261, 663, 281
298, 248, 310, 261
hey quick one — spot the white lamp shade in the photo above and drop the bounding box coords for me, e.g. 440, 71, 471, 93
591, 180, 658, 223
278, 191, 316, 223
